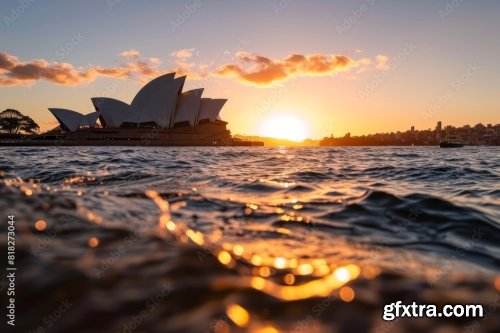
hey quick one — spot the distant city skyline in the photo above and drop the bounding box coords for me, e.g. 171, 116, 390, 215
1, 0, 499, 139
320, 121, 500, 146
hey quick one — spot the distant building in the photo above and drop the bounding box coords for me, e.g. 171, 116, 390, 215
435, 121, 442, 142
474, 123, 485, 130
436, 121, 442, 132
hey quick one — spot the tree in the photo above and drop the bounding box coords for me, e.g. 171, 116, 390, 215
0, 109, 40, 134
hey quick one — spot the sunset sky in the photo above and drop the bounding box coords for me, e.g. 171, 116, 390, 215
1, 0, 499, 139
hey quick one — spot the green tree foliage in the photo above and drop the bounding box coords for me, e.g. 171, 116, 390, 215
0, 109, 40, 134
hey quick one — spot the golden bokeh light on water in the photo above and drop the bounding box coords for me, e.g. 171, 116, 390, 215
88, 237, 99, 248
233, 244, 244, 256
145, 189, 367, 307
284, 273, 295, 285
258, 267, 271, 278
34, 219, 46, 231
218, 250, 232, 265
274, 257, 287, 269
296, 263, 314, 275
253, 325, 280, 333
339, 286, 355, 302
494, 275, 500, 292
226, 304, 250, 327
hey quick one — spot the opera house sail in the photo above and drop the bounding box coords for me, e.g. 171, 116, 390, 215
25, 73, 262, 146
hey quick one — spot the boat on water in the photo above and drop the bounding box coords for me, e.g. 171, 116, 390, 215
439, 134, 464, 148
1, 73, 263, 147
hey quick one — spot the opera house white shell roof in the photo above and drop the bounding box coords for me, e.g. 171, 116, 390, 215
90, 97, 131, 128
49, 73, 227, 132
174, 89, 204, 126
49, 108, 101, 132
198, 98, 227, 122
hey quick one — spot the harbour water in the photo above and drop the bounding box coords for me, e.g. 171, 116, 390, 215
1, 146, 499, 333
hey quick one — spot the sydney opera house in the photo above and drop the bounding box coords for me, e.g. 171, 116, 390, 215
33, 73, 261, 146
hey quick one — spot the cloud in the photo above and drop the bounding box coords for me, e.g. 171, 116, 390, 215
215, 52, 383, 85
169, 48, 211, 80
170, 48, 195, 59
375, 55, 389, 70
0, 51, 164, 86
148, 57, 161, 64
118, 49, 140, 58
0, 52, 18, 71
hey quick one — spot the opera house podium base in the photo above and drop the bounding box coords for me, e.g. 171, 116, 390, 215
17, 122, 263, 146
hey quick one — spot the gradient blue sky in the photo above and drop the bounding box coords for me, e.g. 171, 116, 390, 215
1, 0, 499, 138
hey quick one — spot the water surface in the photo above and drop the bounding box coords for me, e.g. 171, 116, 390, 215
1, 146, 499, 333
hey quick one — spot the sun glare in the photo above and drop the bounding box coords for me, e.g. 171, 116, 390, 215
259, 114, 308, 141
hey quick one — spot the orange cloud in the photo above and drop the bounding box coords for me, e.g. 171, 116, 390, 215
215, 51, 382, 85
170, 48, 196, 59
0, 51, 164, 86
0, 52, 18, 71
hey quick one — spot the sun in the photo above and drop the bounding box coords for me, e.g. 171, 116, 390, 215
259, 113, 308, 141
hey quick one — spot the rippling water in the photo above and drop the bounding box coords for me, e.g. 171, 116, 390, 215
1, 146, 499, 333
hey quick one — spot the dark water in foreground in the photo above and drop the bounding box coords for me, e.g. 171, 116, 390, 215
1, 146, 499, 333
